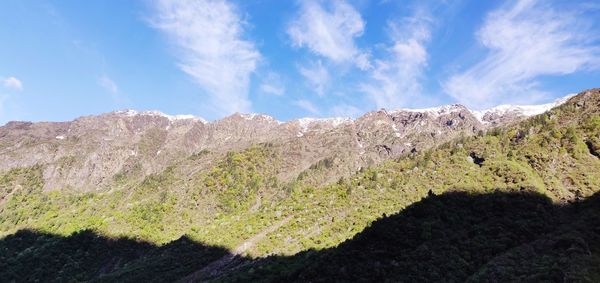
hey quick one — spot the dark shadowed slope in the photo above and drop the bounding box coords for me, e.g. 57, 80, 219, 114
221, 191, 600, 282
2, 191, 600, 282
0, 229, 232, 282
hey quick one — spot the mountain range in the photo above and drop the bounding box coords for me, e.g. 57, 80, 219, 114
1, 89, 599, 282
0, 94, 571, 192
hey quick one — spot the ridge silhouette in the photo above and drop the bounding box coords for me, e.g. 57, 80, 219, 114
2, 190, 600, 282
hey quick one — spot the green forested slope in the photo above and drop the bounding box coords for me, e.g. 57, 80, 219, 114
2, 191, 599, 282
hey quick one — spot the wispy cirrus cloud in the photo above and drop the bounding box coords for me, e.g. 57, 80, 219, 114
259, 83, 284, 96
360, 12, 432, 109
443, 0, 600, 108
287, 0, 370, 69
299, 60, 330, 97
294, 99, 320, 115
259, 72, 285, 96
98, 74, 128, 106
2, 76, 23, 91
151, 0, 261, 115
98, 75, 118, 94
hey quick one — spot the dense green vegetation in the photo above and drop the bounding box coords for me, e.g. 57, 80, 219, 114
0, 89, 599, 281
2, 191, 599, 282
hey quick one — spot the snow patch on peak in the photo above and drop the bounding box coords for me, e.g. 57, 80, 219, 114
240, 113, 258, 120
471, 94, 574, 123
326, 117, 353, 127
297, 118, 316, 132
119, 109, 139, 117
116, 109, 207, 124
391, 104, 465, 118
240, 113, 281, 124
170, 114, 198, 121
296, 117, 353, 133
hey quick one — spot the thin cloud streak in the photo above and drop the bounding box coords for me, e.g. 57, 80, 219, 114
294, 99, 320, 115
299, 60, 330, 97
2, 77, 23, 91
98, 75, 118, 94
259, 72, 285, 96
98, 74, 128, 107
260, 84, 285, 96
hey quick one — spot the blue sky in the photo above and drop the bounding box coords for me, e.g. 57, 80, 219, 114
1, 0, 599, 123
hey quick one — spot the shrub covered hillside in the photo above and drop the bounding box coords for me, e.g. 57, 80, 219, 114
2, 192, 599, 282
0, 89, 599, 281
221, 191, 600, 282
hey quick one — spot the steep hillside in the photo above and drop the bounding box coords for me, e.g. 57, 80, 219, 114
0, 89, 598, 281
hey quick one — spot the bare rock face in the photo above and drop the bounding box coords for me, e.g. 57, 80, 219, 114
0, 95, 572, 191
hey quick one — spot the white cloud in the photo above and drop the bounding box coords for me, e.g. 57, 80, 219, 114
294, 99, 320, 115
360, 13, 431, 109
443, 0, 600, 108
151, 0, 260, 114
288, 0, 369, 68
2, 77, 23, 91
299, 60, 330, 96
98, 75, 118, 94
259, 72, 285, 96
